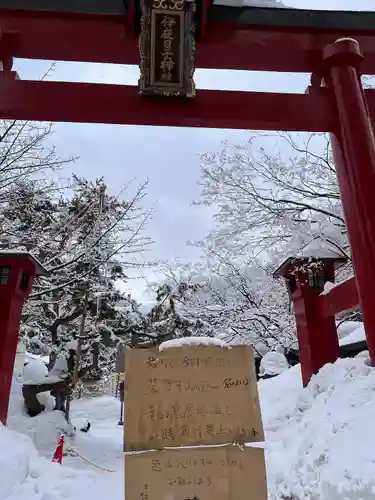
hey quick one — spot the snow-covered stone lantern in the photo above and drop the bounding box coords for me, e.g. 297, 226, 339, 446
273, 241, 348, 386
0, 251, 48, 424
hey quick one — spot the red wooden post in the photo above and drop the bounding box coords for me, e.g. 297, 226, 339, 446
324, 39, 375, 366
274, 255, 345, 386
0, 252, 48, 424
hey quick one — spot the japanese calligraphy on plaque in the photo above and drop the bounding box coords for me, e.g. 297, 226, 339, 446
124, 345, 264, 451
138, 0, 196, 96
125, 445, 268, 500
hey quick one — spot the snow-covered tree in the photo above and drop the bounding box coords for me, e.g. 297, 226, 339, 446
0, 114, 153, 381
0, 118, 72, 259
183, 132, 358, 349
152, 259, 294, 353
6, 175, 153, 378
195, 133, 348, 263
145, 281, 211, 343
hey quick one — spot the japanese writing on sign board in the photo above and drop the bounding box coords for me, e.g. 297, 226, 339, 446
124, 345, 264, 451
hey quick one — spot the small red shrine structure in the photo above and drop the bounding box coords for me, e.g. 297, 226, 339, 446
0, 0, 374, 398
0, 251, 48, 424
274, 247, 348, 386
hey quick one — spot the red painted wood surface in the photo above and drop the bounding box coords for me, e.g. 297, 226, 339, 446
0, 255, 38, 424
2, 9, 375, 72
318, 277, 359, 319
0, 77, 339, 131
324, 40, 375, 364
293, 284, 340, 387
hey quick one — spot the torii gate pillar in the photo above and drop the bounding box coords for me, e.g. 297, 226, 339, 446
323, 39, 375, 365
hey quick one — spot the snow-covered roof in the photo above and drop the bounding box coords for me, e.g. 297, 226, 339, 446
297, 240, 345, 260
0, 250, 48, 276
274, 241, 347, 278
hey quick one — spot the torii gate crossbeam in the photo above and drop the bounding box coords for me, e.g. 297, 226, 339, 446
1, 3, 375, 72
0, 76, 341, 131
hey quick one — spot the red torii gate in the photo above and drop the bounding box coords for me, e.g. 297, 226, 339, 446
0, 2, 375, 128
0, 0, 375, 415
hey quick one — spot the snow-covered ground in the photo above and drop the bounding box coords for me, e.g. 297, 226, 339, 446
3, 349, 375, 499
4, 380, 124, 500
260, 352, 375, 499
338, 322, 366, 346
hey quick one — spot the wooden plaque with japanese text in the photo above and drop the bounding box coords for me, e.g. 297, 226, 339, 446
138, 0, 195, 97
124, 345, 264, 451
125, 445, 268, 500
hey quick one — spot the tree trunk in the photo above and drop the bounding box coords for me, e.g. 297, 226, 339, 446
92, 341, 100, 377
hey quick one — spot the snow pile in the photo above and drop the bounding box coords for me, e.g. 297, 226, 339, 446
159, 336, 231, 350
339, 323, 366, 346
337, 321, 361, 341
22, 356, 64, 386
259, 351, 289, 377
7, 340, 375, 500
4, 392, 124, 500
8, 361, 71, 458
260, 355, 375, 499
21, 358, 56, 410
321, 280, 338, 296
9, 408, 73, 456
23, 358, 48, 384
0, 421, 106, 500
0, 424, 37, 500
24, 352, 49, 368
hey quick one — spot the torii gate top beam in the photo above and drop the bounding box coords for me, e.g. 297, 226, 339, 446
0, 0, 127, 16
1, 0, 375, 31
1, 2, 375, 73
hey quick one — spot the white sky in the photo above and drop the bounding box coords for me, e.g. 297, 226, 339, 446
13, 0, 375, 303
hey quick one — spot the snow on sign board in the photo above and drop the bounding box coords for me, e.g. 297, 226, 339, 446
125, 445, 268, 500
124, 345, 264, 451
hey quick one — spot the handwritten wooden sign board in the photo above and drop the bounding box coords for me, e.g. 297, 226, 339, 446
124, 345, 264, 451
125, 445, 268, 500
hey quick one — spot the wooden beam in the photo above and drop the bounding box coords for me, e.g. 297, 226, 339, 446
200, 25, 375, 73
318, 277, 359, 318
0, 77, 338, 131
2, 1, 375, 33
1, 10, 136, 65
2, 9, 375, 72
208, 5, 375, 33
0, 0, 126, 16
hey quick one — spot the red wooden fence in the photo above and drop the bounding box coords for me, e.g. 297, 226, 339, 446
274, 258, 362, 386
318, 276, 359, 318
